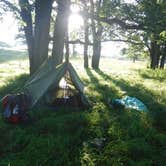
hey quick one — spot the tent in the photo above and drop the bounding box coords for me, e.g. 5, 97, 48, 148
23, 60, 89, 108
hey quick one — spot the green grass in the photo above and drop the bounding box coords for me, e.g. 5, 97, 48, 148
0, 49, 27, 63
0, 57, 166, 166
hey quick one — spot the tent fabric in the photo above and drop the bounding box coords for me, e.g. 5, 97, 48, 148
23, 61, 89, 108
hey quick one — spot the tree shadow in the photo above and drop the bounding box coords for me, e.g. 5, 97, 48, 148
0, 73, 93, 165
139, 70, 166, 82
95, 69, 166, 131
85, 68, 120, 105
0, 74, 29, 99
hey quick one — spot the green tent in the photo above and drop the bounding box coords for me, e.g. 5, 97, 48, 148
23, 60, 89, 108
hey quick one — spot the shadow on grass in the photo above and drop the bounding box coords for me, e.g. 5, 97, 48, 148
0, 49, 27, 64
138, 69, 166, 82
0, 73, 91, 165
84, 69, 166, 165
85, 68, 120, 105
0, 108, 91, 165
0, 74, 29, 99
95, 69, 166, 132
0, 69, 166, 165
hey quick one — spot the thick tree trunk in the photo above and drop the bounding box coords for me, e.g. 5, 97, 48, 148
156, 45, 160, 68
150, 41, 160, 69
90, 0, 103, 69
160, 46, 166, 69
19, 0, 34, 74
65, 21, 69, 63
19, 0, 52, 74
92, 38, 101, 69
52, 0, 70, 66
84, 18, 89, 68
91, 24, 102, 69
33, 0, 52, 72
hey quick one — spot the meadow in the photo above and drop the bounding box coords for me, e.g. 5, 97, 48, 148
0, 52, 166, 166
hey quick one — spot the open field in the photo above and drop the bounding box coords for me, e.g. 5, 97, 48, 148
0, 54, 166, 165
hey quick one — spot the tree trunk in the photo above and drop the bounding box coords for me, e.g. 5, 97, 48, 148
92, 37, 101, 69
90, 0, 103, 69
160, 46, 166, 69
52, 0, 70, 66
84, 18, 89, 68
150, 41, 160, 69
19, 0, 34, 74
91, 24, 102, 69
65, 21, 69, 63
33, 0, 53, 72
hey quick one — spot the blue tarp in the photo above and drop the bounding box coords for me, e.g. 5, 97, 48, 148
112, 96, 148, 112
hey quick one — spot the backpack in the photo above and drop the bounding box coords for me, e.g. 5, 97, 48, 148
1, 93, 30, 124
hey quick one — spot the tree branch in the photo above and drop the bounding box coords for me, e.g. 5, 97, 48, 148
49, 36, 93, 45
98, 17, 145, 30
79, 10, 146, 31
0, 0, 20, 13
101, 39, 143, 45
68, 39, 93, 46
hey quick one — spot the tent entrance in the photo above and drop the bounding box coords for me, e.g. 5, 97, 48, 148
44, 73, 85, 109
23, 62, 89, 108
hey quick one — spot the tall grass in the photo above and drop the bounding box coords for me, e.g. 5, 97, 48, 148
0, 57, 166, 165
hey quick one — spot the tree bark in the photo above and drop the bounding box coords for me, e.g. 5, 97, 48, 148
19, 0, 34, 74
150, 41, 160, 69
84, 17, 89, 68
65, 20, 69, 63
52, 0, 70, 66
91, 24, 102, 69
160, 46, 166, 69
90, 0, 103, 69
33, 0, 53, 72
92, 33, 102, 69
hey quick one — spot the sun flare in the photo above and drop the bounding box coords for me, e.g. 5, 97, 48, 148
69, 14, 83, 32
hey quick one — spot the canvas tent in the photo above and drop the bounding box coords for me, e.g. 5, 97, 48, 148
23, 60, 89, 108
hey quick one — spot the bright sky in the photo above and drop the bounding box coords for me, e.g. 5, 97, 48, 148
69, 14, 83, 33
0, 12, 19, 46
0, 8, 127, 56
69, 13, 125, 57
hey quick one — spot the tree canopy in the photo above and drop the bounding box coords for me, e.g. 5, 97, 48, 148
0, 0, 166, 73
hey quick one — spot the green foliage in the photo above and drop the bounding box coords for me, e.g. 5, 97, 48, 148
0, 58, 166, 165
121, 44, 147, 61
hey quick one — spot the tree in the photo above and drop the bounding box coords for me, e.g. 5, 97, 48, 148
121, 44, 146, 62
90, 0, 103, 69
138, 0, 166, 69
88, 0, 166, 69
1, 0, 165, 72
33, 0, 53, 70
52, 0, 71, 66
83, 16, 89, 68
1, 0, 53, 74
19, 0, 53, 73
160, 45, 166, 69
80, 1, 90, 68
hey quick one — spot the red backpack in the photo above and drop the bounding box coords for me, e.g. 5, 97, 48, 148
1, 93, 30, 124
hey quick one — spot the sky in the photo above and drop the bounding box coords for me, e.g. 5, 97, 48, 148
0, 12, 19, 46
0, 8, 128, 57
68, 13, 126, 57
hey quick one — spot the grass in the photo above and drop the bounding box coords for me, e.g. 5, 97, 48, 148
0, 49, 27, 64
0, 55, 166, 166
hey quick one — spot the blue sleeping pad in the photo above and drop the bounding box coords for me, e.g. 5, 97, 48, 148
112, 96, 148, 112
